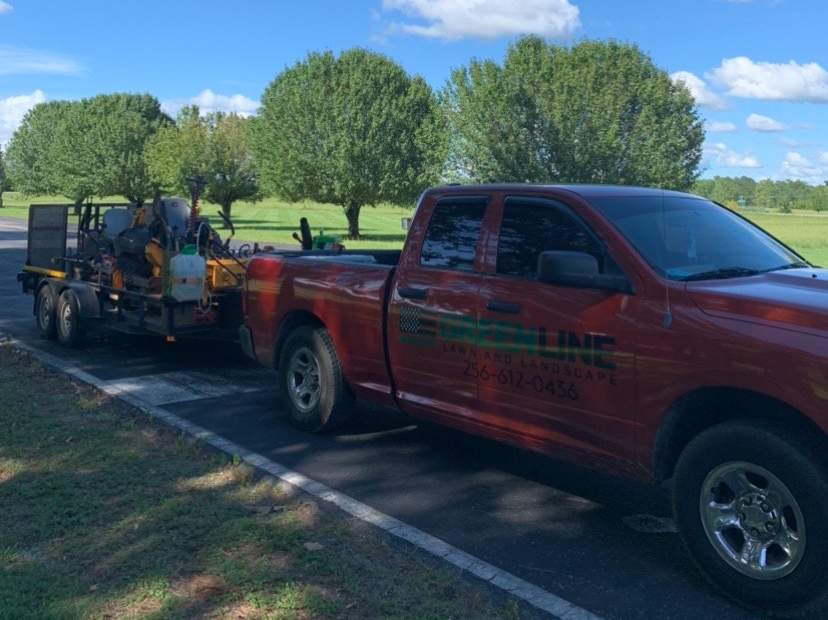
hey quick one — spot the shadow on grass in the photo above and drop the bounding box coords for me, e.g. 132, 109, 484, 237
0, 349, 527, 620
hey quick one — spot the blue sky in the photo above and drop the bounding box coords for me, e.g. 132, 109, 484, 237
1, 0, 827, 183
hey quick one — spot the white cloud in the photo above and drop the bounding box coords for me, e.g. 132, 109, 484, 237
0, 46, 82, 76
190, 89, 258, 116
708, 56, 828, 102
746, 113, 786, 132
781, 152, 825, 183
671, 71, 728, 110
382, 0, 580, 40
0, 90, 46, 145
0, 2, 12, 15
820, 152, 828, 164
706, 120, 737, 133
703, 142, 761, 168
778, 137, 815, 148
162, 89, 258, 118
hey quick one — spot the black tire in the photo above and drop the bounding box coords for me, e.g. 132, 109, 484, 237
674, 420, 828, 617
56, 289, 85, 348
277, 326, 353, 433
35, 285, 58, 340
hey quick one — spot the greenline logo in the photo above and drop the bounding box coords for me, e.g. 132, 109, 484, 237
400, 308, 616, 370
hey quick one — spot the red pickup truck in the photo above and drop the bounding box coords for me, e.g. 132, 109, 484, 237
240, 184, 828, 617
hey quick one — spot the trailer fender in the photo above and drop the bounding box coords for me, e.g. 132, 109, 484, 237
58, 281, 103, 327
31, 278, 62, 316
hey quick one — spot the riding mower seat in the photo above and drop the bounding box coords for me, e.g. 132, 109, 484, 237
113, 226, 151, 257
101, 208, 134, 243
153, 198, 190, 239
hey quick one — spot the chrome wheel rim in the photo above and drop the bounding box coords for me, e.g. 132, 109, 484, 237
287, 346, 321, 414
701, 461, 806, 580
59, 299, 73, 336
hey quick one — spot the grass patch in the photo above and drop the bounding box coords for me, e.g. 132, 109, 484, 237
748, 212, 828, 267
0, 344, 528, 620
4, 191, 828, 260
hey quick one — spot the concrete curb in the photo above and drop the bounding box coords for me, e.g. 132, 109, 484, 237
10, 337, 604, 620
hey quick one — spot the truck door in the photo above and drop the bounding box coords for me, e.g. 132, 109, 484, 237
475, 194, 642, 464
388, 194, 492, 423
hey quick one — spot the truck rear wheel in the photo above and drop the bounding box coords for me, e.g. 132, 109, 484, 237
278, 326, 353, 433
56, 289, 85, 348
35, 285, 58, 340
674, 421, 828, 617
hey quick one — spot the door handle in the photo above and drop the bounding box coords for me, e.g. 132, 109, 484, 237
398, 287, 427, 300
486, 300, 521, 314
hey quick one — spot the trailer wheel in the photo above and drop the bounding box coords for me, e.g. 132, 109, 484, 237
278, 326, 353, 432
56, 289, 84, 348
674, 420, 828, 617
35, 286, 58, 340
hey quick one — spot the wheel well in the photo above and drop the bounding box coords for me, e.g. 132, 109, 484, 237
272, 311, 325, 369
653, 388, 827, 482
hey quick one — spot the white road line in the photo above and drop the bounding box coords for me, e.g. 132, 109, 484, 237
104, 370, 261, 405
12, 339, 606, 620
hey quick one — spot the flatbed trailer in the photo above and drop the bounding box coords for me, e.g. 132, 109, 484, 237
17, 202, 244, 346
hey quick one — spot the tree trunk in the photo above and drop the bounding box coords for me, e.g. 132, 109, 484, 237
0, 191, 4, 209
221, 201, 232, 229
344, 202, 361, 239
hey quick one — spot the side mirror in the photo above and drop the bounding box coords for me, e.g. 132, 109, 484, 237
537, 251, 634, 295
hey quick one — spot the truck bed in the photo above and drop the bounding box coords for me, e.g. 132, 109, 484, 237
245, 250, 398, 407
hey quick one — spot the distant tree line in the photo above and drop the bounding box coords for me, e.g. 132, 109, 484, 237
4, 37, 705, 237
691, 176, 828, 212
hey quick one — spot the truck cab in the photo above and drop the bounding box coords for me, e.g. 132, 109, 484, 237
242, 184, 828, 617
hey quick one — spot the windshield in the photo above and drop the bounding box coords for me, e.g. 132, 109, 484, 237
588, 195, 806, 281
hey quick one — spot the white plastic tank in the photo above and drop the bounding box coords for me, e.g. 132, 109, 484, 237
169, 245, 206, 302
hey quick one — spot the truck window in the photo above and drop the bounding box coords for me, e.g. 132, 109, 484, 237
496, 198, 603, 278
420, 198, 488, 271
588, 196, 803, 280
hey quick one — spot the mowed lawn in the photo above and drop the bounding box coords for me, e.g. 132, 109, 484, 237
3, 191, 828, 262
0, 193, 410, 250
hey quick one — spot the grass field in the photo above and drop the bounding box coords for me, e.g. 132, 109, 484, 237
0, 344, 525, 620
0, 192, 411, 250
3, 191, 828, 263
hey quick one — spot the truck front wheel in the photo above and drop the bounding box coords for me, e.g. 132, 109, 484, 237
674, 421, 828, 617
35, 286, 58, 340
278, 326, 354, 433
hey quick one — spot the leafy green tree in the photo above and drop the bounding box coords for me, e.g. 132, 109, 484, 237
146, 107, 261, 223
444, 37, 704, 190
6, 94, 168, 205
754, 179, 782, 211
51, 93, 169, 204
806, 185, 828, 212
776, 180, 811, 211
691, 178, 715, 199
250, 48, 447, 238
0, 145, 9, 208
5, 101, 74, 198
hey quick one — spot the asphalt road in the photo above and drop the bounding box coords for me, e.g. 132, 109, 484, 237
0, 216, 765, 620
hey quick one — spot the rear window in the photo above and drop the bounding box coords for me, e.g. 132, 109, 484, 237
419, 198, 488, 271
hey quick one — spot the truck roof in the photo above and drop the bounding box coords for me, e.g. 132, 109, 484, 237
428, 183, 697, 200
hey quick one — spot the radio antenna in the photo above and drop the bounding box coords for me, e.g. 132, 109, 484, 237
662, 188, 673, 329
